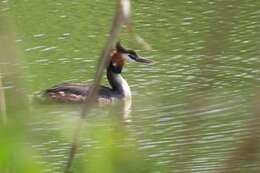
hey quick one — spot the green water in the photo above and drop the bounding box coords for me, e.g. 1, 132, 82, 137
2, 0, 260, 172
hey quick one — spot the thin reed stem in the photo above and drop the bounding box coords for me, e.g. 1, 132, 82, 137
64, 0, 151, 171
65, 1, 124, 172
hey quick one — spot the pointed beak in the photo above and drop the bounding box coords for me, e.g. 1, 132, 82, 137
129, 54, 153, 63
134, 56, 153, 63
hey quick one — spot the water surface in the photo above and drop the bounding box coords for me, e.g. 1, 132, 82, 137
3, 0, 260, 172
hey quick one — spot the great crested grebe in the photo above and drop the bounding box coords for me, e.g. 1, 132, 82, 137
39, 42, 153, 104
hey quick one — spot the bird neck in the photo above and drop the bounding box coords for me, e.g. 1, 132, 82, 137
107, 62, 131, 98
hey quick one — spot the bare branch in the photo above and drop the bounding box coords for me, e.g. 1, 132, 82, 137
64, 0, 139, 172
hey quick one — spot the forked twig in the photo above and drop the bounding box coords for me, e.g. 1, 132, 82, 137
64, 0, 150, 172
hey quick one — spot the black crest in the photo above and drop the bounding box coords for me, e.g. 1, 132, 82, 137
116, 42, 127, 53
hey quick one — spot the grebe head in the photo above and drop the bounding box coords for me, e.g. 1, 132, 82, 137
111, 42, 153, 71
116, 42, 153, 63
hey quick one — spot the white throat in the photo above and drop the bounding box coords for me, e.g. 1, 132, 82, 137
122, 53, 135, 62
114, 73, 131, 99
